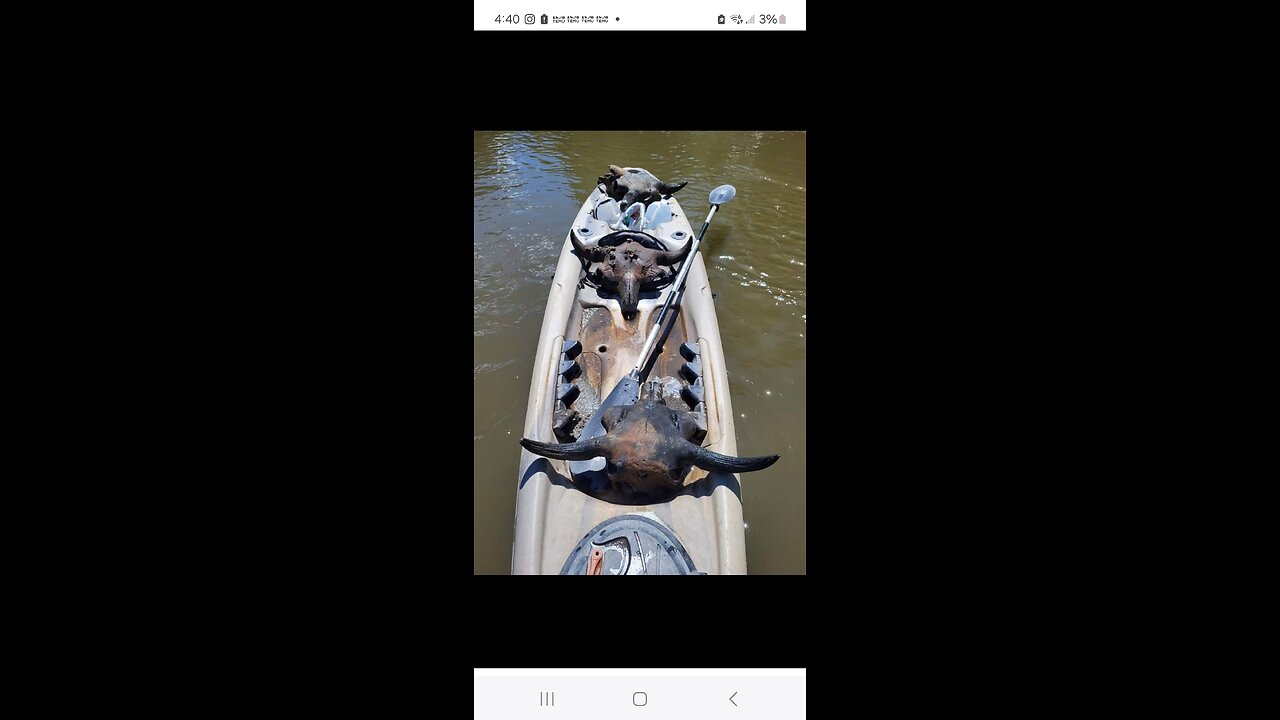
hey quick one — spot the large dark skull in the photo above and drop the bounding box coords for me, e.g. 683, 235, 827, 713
596, 165, 688, 205
521, 397, 779, 494
571, 231, 690, 320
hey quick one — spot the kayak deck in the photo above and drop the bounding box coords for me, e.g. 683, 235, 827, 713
512, 187, 746, 574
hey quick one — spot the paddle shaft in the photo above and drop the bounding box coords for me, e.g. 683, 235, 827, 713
628, 204, 720, 379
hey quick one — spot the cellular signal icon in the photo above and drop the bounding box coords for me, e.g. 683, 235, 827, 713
746, 14, 755, 23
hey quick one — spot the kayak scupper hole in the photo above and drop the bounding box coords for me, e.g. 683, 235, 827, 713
599, 345, 607, 353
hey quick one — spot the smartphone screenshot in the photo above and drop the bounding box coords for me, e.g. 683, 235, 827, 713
474, 669, 806, 719
473, 5, 806, 576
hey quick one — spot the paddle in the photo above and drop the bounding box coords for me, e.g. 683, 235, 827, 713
568, 185, 737, 477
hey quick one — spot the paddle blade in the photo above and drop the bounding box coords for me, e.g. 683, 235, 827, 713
568, 375, 640, 475
709, 185, 737, 205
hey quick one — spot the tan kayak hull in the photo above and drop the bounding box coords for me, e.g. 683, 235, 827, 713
512, 188, 746, 575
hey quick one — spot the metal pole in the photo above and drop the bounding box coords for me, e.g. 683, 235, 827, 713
629, 204, 720, 378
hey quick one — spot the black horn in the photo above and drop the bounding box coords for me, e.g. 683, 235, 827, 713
655, 241, 692, 266
520, 437, 607, 461
659, 181, 688, 195
689, 445, 780, 473
569, 230, 602, 262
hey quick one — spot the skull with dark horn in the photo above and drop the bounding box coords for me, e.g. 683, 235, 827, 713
571, 230, 690, 320
521, 397, 780, 494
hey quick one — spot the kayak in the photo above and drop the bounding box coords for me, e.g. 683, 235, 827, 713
512, 184, 750, 574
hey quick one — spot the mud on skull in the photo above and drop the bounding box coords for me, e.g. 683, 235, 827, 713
521, 396, 780, 495
596, 165, 688, 206
571, 231, 690, 319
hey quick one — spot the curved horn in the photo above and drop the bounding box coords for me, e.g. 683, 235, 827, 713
569, 230, 602, 261
654, 240, 692, 266
520, 437, 608, 461
609, 165, 625, 177
689, 445, 780, 473
658, 180, 688, 195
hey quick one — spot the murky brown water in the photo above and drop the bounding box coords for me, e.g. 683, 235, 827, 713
474, 131, 806, 574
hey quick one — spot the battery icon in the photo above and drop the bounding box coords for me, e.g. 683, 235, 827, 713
780, 14, 786, 23
541, 14, 548, 23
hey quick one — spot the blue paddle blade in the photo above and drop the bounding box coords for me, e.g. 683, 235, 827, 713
709, 184, 736, 205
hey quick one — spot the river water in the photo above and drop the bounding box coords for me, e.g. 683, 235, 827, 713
474, 131, 806, 574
